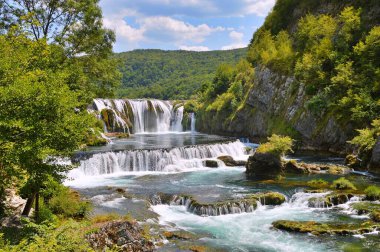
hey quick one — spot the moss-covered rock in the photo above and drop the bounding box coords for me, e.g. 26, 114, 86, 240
331, 178, 357, 190
370, 210, 380, 222
351, 202, 380, 215
104, 132, 130, 139
164, 191, 285, 216
250, 192, 286, 205
364, 185, 380, 201
308, 193, 355, 208
163, 230, 200, 240
84, 129, 108, 147
345, 154, 361, 169
272, 220, 380, 235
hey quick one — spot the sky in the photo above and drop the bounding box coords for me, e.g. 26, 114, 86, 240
99, 0, 276, 52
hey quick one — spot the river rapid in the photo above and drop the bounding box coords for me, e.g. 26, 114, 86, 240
65, 99, 380, 251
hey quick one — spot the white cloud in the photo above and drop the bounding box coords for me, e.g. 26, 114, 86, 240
141, 16, 224, 44
229, 31, 244, 41
243, 0, 276, 17
221, 30, 247, 50
179, 45, 210, 51
104, 18, 143, 43
102, 8, 225, 51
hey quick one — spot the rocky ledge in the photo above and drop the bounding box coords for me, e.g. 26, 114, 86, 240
86, 220, 154, 251
307, 192, 358, 208
246, 152, 351, 178
272, 220, 380, 236
151, 192, 285, 217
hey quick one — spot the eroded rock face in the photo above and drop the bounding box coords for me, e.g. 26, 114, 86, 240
197, 66, 353, 152
3, 189, 26, 216
87, 220, 154, 251
369, 137, 380, 173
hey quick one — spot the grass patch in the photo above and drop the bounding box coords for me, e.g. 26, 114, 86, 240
364, 185, 380, 200
307, 179, 329, 188
331, 178, 357, 190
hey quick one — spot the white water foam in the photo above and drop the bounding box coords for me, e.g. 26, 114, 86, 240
151, 194, 333, 252
67, 140, 247, 180
93, 98, 185, 134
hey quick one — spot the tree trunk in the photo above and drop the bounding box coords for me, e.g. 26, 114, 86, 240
21, 192, 36, 216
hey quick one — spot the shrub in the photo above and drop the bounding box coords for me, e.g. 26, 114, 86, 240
331, 177, 356, 190
0, 220, 92, 251
307, 179, 329, 188
184, 100, 198, 113
49, 188, 91, 218
256, 134, 293, 157
364, 185, 380, 201
35, 204, 57, 224
90, 213, 121, 224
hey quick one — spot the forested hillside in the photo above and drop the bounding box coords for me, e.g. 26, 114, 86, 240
115, 48, 247, 99
196, 0, 380, 169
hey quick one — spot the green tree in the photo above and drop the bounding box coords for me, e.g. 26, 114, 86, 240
0, 0, 120, 100
0, 34, 96, 217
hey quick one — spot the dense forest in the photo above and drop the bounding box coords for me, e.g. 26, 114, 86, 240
115, 48, 247, 99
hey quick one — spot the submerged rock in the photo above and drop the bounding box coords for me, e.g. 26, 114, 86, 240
272, 220, 380, 235
203, 160, 219, 168
217, 155, 246, 166
86, 220, 154, 251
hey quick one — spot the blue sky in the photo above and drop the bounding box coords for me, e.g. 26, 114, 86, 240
100, 0, 275, 52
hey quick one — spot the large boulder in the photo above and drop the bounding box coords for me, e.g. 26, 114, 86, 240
246, 152, 283, 178
369, 137, 380, 172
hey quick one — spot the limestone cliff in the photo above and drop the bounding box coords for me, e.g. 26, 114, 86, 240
197, 66, 354, 152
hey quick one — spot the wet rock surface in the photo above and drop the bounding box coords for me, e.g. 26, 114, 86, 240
203, 160, 219, 168
217, 155, 246, 166
150, 191, 285, 217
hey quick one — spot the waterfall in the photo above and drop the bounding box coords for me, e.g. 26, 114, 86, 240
190, 113, 196, 133
93, 98, 184, 134
69, 140, 247, 178
170, 106, 184, 132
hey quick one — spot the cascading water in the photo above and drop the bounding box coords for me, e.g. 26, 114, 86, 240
68, 140, 247, 178
92, 98, 185, 134
190, 112, 196, 133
